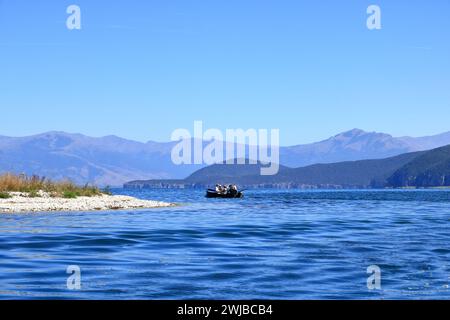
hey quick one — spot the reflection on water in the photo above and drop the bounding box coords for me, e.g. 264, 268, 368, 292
1, 189, 450, 299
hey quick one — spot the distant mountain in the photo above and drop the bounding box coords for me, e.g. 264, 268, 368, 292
126, 151, 425, 189
0, 132, 203, 186
1, 129, 450, 186
185, 160, 292, 185
280, 129, 448, 168
397, 132, 450, 151
387, 145, 450, 187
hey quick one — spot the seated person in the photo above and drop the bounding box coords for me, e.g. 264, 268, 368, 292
229, 184, 237, 196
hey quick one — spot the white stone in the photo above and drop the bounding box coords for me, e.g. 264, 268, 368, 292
0, 192, 174, 213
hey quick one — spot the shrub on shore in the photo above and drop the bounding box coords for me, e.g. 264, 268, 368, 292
28, 190, 40, 198
0, 191, 11, 199
63, 191, 78, 199
0, 173, 103, 198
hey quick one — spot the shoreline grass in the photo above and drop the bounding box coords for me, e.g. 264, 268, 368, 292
0, 173, 104, 198
0, 191, 11, 199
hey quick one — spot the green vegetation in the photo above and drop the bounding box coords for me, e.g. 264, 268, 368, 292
63, 191, 78, 199
0, 191, 11, 199
28, 190, 40, 198
387, 145, 450, 187
0, 173, 104, 198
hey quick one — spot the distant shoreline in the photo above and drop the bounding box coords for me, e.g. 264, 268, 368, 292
0, 191, 174, 213
124, 183, 450, 191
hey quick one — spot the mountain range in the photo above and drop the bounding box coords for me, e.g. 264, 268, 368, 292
127, 145, 450, 189
280, 129, 450, 167
1, 129, 450, 186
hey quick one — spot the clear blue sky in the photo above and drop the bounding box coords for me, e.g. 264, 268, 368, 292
0, 0, 449, 145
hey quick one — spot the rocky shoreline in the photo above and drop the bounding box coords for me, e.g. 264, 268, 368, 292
0, 191, 174, 213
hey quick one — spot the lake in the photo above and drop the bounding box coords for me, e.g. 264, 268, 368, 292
1, 189, 450, 299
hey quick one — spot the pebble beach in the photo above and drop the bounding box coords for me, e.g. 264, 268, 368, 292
0, 191, 174, 213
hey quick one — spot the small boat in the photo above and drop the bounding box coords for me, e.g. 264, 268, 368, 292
206, 189, 244, 199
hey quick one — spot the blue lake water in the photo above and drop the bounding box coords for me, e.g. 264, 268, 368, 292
1, 189, 450, 300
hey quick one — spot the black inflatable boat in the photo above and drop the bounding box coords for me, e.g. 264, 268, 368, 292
205, 189, 243, 198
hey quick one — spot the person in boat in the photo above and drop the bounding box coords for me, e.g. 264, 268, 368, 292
228, 184, 238, 196
216, 184, 226, 194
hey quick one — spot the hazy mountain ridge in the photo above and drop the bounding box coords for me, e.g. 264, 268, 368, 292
1, 129, 450, 186
0, 131, 198, 186
281, 129, 424, 167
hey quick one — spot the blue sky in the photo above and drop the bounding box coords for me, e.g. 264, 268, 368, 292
0, 0, 449, 145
